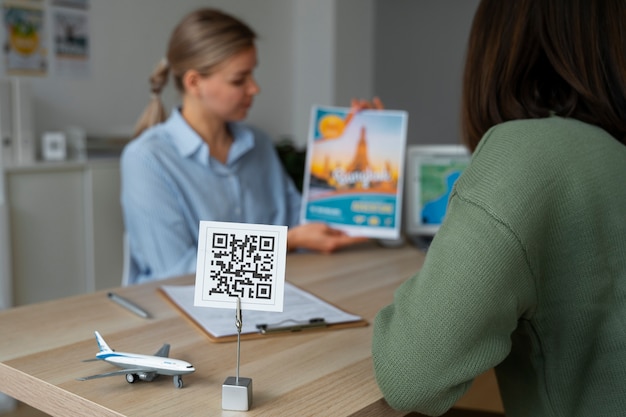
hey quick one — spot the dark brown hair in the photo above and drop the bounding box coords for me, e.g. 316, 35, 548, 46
461, 0, 626, 151
133, 9, 256, 138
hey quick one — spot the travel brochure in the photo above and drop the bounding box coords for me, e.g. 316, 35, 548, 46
300, 105, 408, 239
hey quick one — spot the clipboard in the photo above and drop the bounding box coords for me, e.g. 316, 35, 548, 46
158, 282, 368, 343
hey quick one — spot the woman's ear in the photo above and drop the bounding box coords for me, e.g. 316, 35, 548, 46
182, 69, 203, 96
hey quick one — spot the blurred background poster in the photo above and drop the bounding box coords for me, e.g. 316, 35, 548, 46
52, 0, 89, 77
2, 0, 47, 76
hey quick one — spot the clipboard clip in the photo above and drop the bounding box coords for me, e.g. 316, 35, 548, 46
256, 318, 327, 334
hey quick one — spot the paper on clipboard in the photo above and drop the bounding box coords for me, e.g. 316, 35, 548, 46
160, 282, 365, 341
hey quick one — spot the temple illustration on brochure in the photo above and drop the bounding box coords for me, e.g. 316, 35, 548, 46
309, 126, 397, 192
346, 127, 371, 173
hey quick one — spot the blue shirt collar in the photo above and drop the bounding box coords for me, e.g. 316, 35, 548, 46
165, 107, 255, 166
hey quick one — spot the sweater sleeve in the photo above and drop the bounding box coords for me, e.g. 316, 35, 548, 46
372, 194, 536, 415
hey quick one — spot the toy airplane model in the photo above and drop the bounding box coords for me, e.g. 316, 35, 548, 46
77, 331, 195, 388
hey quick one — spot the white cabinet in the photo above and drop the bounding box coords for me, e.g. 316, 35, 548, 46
88, 161, 125, 292
6, 159, 124, 305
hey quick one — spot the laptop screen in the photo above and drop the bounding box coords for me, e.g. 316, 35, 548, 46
404, 145, 470, 240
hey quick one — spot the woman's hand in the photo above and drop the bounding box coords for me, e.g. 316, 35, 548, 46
351, 96, 384, 111
345, 96, 384, 127
287, 223, 370, 254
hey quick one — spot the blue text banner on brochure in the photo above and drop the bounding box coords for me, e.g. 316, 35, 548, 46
300, 105, 408, 240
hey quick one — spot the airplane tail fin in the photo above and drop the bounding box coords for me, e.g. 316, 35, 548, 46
94, 331, 113, 353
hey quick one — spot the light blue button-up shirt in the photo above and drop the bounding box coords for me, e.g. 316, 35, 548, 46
120, 108, 301, 284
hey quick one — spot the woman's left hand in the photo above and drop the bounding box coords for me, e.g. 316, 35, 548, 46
287, 223, 370, 254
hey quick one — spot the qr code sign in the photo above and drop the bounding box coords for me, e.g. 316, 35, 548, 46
194, 221, 287, 312
209, 232, 276, 299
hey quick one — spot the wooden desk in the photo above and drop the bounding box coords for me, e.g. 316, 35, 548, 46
0, 244, 503, 416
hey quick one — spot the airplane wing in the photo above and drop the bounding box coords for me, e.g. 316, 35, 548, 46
154, 343, 170, 357
76, 368, 148, 381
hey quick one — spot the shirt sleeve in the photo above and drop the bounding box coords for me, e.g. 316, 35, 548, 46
120, 143, 197, 283
372, 194, 536, 415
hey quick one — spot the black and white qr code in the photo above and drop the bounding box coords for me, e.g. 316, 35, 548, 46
205, 230, 278, 302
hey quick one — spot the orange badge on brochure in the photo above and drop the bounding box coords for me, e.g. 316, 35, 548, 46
318, 114, 346, 140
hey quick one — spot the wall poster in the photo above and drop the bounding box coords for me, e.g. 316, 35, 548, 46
52, 0, 89, 77
2, 0, 47, 76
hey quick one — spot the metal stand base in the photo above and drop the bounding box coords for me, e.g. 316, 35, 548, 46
222, 376, 253, 411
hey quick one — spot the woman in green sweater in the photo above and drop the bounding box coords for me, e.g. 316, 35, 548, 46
372, 1, 626, 416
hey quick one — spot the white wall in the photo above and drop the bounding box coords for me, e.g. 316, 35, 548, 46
292, 0, 335, 147
291, 0, 374, 146
23, 0, 296, 141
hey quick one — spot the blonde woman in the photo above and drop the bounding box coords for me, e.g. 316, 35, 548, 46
122, 9, 376, 284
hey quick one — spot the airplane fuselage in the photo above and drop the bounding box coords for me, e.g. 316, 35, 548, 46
96, 352, 195, 376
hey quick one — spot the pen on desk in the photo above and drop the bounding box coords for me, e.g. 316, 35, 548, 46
256, 318, 326, 334
107, 292, 151, 319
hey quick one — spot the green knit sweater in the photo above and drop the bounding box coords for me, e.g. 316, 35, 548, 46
372, 116, 626, 416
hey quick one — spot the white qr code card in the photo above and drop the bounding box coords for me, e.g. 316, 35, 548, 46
194, 221, 288, 312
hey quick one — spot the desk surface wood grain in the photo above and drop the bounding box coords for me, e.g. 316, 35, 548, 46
0, 243, 503, 417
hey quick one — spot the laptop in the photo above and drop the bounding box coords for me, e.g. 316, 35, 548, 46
404, 144, 470, 249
